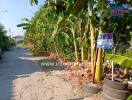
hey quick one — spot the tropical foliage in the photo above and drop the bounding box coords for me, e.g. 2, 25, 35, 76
18, 0, 132, 81
106, 54, 132, 68
0, 23, 12, 50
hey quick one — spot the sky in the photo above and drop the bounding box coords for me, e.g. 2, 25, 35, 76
0, 0, 45, 37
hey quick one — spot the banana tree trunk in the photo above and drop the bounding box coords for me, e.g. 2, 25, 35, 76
81, 47, 84, 61
78, 18, 84, 61
87, 48, 90, 61
88, 0, 95, 74
95, 48, 102, 81
95, 22, 103, 81
95, 1, 107, 81
90, 23, 95, 74
72, 29, 79, 61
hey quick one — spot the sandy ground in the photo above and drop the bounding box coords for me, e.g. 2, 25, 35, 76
0, 46, 100, 100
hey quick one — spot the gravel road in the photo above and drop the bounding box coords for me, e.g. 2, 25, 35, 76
0, 46, 99, 100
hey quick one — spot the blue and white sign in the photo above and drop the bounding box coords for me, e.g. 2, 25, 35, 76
111, 6, 124, 16
97, 33, 113, 49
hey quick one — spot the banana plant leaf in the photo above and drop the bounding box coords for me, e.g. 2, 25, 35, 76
17, 23, 30, 27
105, 54, 132, 68
54, 0, 89, 36
66, 0, 89, 16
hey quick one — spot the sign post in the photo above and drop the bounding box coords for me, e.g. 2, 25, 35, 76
111, 5, 125, 17
110, 4, 126, 81
97, 33, 113, 49
97, 33, 114, 80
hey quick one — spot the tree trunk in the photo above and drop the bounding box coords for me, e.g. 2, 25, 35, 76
95, 0, 107, 81
81, 47, 84, 61
95, 48, 102, 81
88, 0, 95, 74
78, 18, 84, 61
90, 23, 95, 74
72, 29, 79, 61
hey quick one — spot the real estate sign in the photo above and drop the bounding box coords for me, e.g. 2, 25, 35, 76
97, 33, 113, 49
111, 6, 124, 16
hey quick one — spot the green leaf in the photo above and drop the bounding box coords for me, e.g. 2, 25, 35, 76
106, 54, 132, 68
21, 18, 31, 22
65, 0, 88, 16
17, 23, 30, 27
23, 27, 29, 30
127, 95, 132, 100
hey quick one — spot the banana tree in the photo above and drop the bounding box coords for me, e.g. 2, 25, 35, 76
106, 54, 132, 68
95, 0, 108, 81
24, 0, 132, 82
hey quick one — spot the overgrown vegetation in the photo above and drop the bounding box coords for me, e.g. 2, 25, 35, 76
18, 0, 132, 81
0, 23, 14, 51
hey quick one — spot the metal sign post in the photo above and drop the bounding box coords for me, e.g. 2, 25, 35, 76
110, 4, 125, 81
112, 47, 116, 81
112, 61, 114, 81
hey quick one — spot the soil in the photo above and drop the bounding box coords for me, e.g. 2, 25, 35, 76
0, 46, 101, 100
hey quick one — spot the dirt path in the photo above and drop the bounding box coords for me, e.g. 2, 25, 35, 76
0, 47, 41, 100
0, 46, 99, 100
